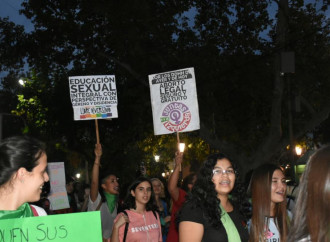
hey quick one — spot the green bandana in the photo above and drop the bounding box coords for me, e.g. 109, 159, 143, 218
0, 203, 34, 220
220, 204, 241, 242
104, 192, 117, 213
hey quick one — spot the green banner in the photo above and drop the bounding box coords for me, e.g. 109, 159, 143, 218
0, 211, 102, 242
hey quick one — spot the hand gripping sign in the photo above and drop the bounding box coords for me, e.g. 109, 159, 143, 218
149, 67, 200, 135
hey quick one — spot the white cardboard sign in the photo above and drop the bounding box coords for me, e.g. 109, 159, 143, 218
149, 67, 200, 135
68, 75, 118, 120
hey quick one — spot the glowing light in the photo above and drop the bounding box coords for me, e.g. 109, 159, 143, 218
18, 79, 26, 86
75, 173, 81, 179
295, 146, 302, 156
179, 143, 185, 152
155, 155, 160, 162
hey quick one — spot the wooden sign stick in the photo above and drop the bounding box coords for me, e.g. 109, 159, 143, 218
95, 119, 100, 144
177, 132, 181, 172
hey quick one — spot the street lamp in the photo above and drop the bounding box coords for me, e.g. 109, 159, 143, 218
295, 145, 302, 156
155, 155, 160, 162
18, 79, 26, 86
75, 173, 81, 179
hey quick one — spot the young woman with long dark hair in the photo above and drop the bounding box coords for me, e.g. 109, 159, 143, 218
249, 163, 289, 242
111, 176, 162, 242
178, 153, 249, 242
0, 136, 49, 218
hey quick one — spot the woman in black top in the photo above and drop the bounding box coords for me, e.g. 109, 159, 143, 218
178, 153, 249, 242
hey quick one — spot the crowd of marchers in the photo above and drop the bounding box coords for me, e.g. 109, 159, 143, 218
0, 135, 329, 242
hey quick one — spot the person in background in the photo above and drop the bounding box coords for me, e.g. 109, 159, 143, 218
178, 153, 249, 242
166, 152, 196, 242
38, 197, 53, 215
288, 145, 330, 242
286, 180, 298, 212
88, 143, 120, 242
248, 163, 290, 242
42, 198, 52, 214
0, 136, 49, 218
151, 178, 171, 241
66, 177, 77, 211
80, 184, 90, 212
111, 176, 162, 242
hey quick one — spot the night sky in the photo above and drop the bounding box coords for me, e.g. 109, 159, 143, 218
0, 0, 34, 32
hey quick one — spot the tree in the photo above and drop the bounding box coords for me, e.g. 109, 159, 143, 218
0, 17, 27, 72
0, 0, 329, 180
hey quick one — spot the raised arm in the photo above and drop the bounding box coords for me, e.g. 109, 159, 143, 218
90, 143, 102, 202
167, 152, 183, 202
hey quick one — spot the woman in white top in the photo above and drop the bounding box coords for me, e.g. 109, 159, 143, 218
248, 163, 289, 242
0, 136, 49, 219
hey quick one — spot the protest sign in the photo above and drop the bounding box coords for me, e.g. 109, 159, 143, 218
0, 211, 102, 241
68, 75, 118, 120
149, 67, 200, 135
47, 162, 70, 210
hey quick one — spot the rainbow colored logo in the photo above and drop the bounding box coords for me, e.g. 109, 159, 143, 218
80, 113, 112, 119
79, 106, 113, 119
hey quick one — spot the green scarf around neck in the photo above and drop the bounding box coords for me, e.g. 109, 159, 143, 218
104, 192, 117, 213
0, 203, 34, 220
220, 204, 241, 242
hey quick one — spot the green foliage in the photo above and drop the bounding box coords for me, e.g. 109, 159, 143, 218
12, 94, 47, 129
0, 0, 329, 180
10, 74, 50, 135
136, 131, 211, 177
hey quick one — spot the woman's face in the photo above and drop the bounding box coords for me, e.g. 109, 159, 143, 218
131, 181, 152, 206
270, 169, 286, 206
25, 152, 49, 202
212, 158, 236, 197
102, 175, 119, 195
151, 180, 162, 196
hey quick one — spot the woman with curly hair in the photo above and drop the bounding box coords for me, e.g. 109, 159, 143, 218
248, 163, 289, 242
288, 145, 330, 242
178, 153, 249, 242
111, 176, 162, 242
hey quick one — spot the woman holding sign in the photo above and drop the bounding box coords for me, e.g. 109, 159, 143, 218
177, 153, 249, 242
88, 143, 121, 241
0, 136, 49, 218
